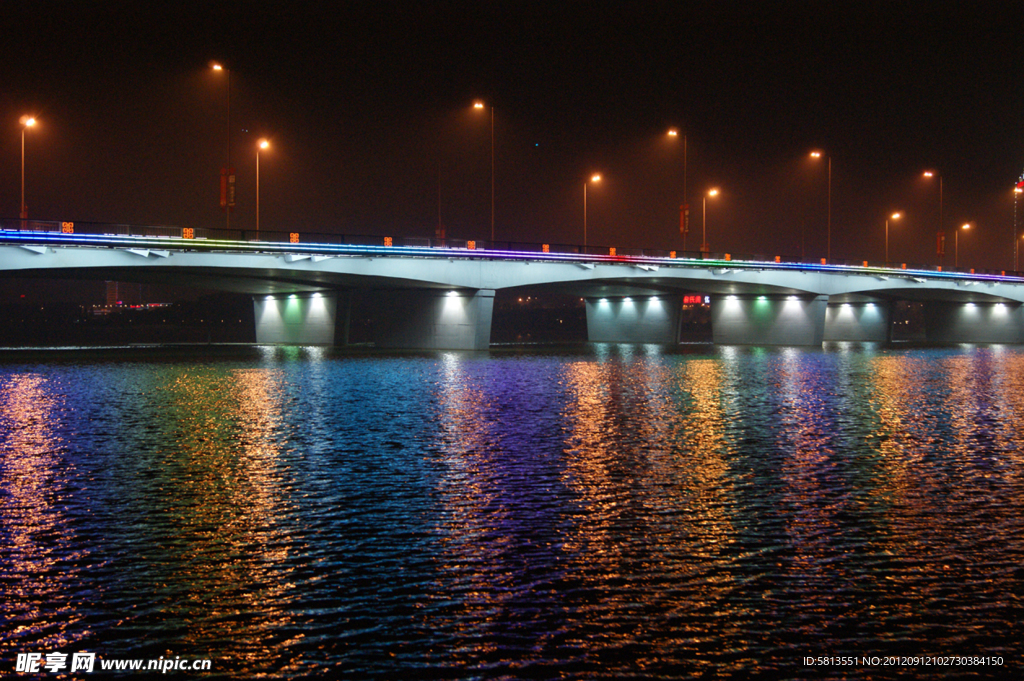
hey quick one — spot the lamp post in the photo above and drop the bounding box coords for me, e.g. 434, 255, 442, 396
957, 222, 970, 269
1015, 183, 1023, 272
669, 128, 688, 250
584, 174, 601, 250
810, 151, 831, 261
702, 188, 719, 256
885, 212, 902, 263
473, 101, 495, 242
212, 63, 232, 231
256, 139, 269, 234
19, 116, 36, 220
923, 171, 942, 265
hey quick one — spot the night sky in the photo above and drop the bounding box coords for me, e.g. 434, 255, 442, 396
4, 1, 1024, 290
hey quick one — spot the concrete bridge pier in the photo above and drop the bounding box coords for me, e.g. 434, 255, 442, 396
824, 298, 893, 342
923, 301, 1024, 343
585, 295, 682, 343
711, 294, 828, 346
254, 292, 338, 345
371, 288, 495, 350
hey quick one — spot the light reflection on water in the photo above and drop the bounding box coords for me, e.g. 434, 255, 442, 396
1, 343, 1022, 678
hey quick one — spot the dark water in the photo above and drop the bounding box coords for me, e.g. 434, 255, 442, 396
1, 343, 1022, 679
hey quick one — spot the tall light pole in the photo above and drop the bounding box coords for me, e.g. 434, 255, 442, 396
212, 63, 232, 231
1015, 181, 1023, 271
810, 151, 831, 261
256, 139, 269, 234
584, 174, 601, 250
473, 101, 495, 242
924, 171, 942, 266
957, 222, 971, 269
19, 116, 36, 220
885, 212, 902, 263
669, 128, 689, 251
702, 188, 719, 256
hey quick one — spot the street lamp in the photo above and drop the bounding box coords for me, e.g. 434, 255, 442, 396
885, 212, 902, 263
256, 139, 269, 234
584, 174, 601, 250
810, 151, 831, 261
702, 188, 719, 256
211, 62, 232, 230
957, 222, 971, 269
669, 128, 689, 251
1015, 183, 1023, 271
923, 171, 942, 265
19, 116, 36, 220
472, 100, 495, 242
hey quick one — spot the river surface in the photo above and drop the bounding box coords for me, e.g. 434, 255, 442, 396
1, 343, 1022, 679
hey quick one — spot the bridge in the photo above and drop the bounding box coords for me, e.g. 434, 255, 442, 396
3, 220, 1024, 349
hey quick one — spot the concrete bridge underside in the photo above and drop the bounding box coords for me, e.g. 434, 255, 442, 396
5, 243, 1024, 349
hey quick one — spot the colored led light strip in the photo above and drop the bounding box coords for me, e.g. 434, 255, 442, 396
1, 228, 1021, 284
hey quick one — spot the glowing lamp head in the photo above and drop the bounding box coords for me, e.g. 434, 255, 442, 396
708, 188, 719, 197
473, 101, 485, 109
258, 139, 270, 150
20, 116, 36, 127
891, 212, 902, 220
962, 223, 971, 230
211, 62, 224, 71
810, 151, 822, 158
667, 128, 679, 137
590, 174, 602, 183
923, 171, 934, 178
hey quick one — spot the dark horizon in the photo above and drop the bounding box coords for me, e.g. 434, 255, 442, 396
3, 0, 1024, 296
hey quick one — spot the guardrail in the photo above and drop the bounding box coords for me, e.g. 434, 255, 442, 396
1, 218, 1019, 279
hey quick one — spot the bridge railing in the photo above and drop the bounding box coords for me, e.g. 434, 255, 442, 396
2, 218, 1021, 278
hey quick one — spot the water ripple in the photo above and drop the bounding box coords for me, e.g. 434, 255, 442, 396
0, 345, 1022, 678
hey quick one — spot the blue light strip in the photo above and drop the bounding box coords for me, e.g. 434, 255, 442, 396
2, 228, 1022, 285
